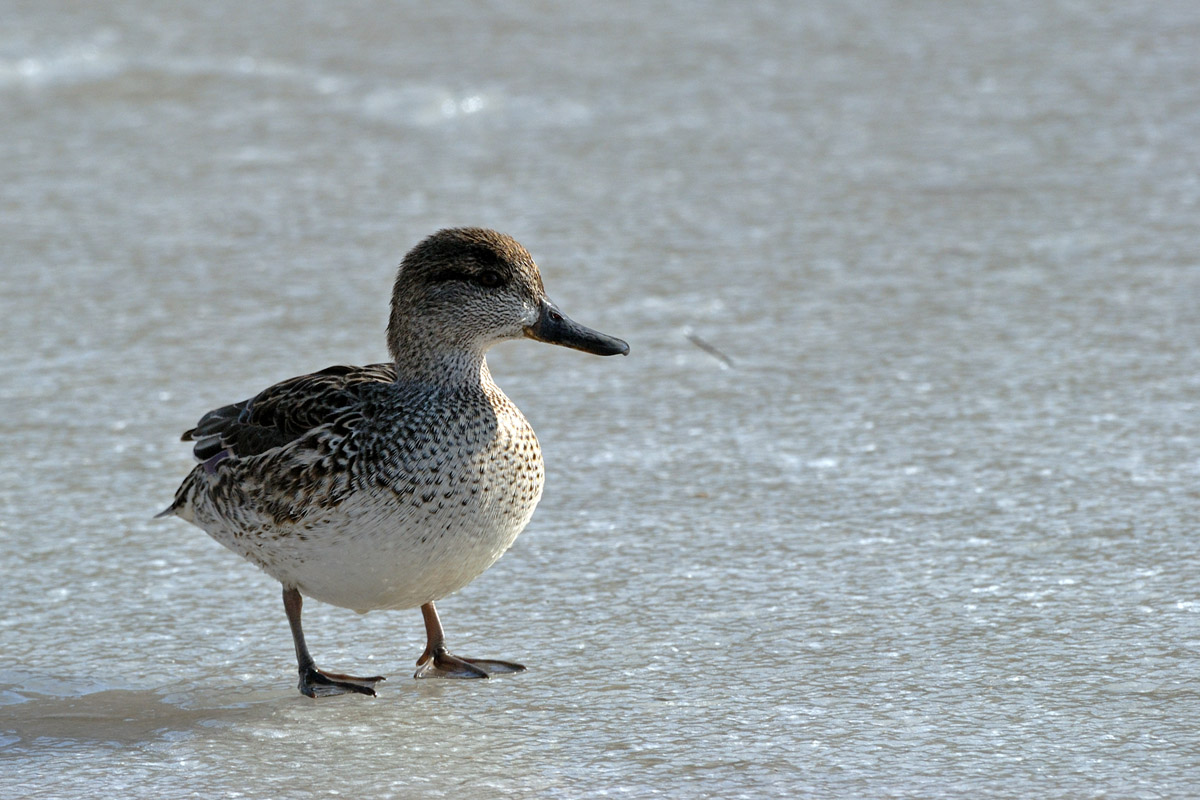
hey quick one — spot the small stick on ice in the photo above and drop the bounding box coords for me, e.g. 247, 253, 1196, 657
684, 329, 734, 368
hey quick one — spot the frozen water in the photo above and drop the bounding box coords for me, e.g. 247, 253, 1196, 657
2, 1, 1199, 797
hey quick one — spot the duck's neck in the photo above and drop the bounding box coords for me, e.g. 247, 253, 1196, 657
389, 339, 493, 391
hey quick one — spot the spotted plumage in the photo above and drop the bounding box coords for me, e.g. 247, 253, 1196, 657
160, 227, 628, 697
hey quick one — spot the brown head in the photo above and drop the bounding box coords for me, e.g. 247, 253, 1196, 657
386, 228, 628, 371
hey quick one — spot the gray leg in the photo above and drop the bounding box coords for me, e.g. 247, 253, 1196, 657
283, 586, 385, 697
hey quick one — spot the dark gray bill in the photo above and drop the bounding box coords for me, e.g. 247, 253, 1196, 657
525, 300, 629, 356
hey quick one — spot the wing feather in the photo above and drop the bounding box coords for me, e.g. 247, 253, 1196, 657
182, 363, 397, 462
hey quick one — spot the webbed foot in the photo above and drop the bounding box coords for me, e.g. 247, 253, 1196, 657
299, 665, 386, 697
414, 648, 525, 679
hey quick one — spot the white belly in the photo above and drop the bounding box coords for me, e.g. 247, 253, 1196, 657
295, 493, 535, 611
204, 481, 540, 612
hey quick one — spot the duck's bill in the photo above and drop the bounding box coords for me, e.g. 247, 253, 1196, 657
525, 301, 629, 356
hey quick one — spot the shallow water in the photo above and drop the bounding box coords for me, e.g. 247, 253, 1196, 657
3, 1, 1200, 797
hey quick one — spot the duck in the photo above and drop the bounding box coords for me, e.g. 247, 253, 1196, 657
158, 227, 628, 697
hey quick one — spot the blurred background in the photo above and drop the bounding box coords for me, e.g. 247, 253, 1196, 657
2, 1, 1199, 797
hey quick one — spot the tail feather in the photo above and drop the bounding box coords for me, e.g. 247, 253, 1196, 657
156, 467, 200, 522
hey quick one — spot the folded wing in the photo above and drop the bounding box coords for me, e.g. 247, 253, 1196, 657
183, 363, 398, 463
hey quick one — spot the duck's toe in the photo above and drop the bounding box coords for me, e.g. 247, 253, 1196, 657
299, 666, 386, 697
413, 649, 526, 679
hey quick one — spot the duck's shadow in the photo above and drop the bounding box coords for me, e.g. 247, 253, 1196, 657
0, 683, 287, 751
0, 669, 505, 752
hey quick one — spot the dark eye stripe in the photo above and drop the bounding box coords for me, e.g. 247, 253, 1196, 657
431, 268, 505, 288
432, 269, 470, 284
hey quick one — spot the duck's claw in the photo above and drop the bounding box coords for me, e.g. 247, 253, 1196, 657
299, 666, 386, 697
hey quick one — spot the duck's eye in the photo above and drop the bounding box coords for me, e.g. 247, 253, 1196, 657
476, 270, 504, 288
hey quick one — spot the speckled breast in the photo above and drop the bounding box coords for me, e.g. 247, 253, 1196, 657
266, 385, 544, 612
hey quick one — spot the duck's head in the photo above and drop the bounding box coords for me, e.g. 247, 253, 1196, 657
387, 228, 629, 364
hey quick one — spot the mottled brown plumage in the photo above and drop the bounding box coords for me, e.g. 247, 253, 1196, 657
160, 228, 628, 697
184, 364, 398, 463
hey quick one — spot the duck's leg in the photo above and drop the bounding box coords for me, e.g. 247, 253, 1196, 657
413, 601, 526, 679
283, 587, 385, 697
